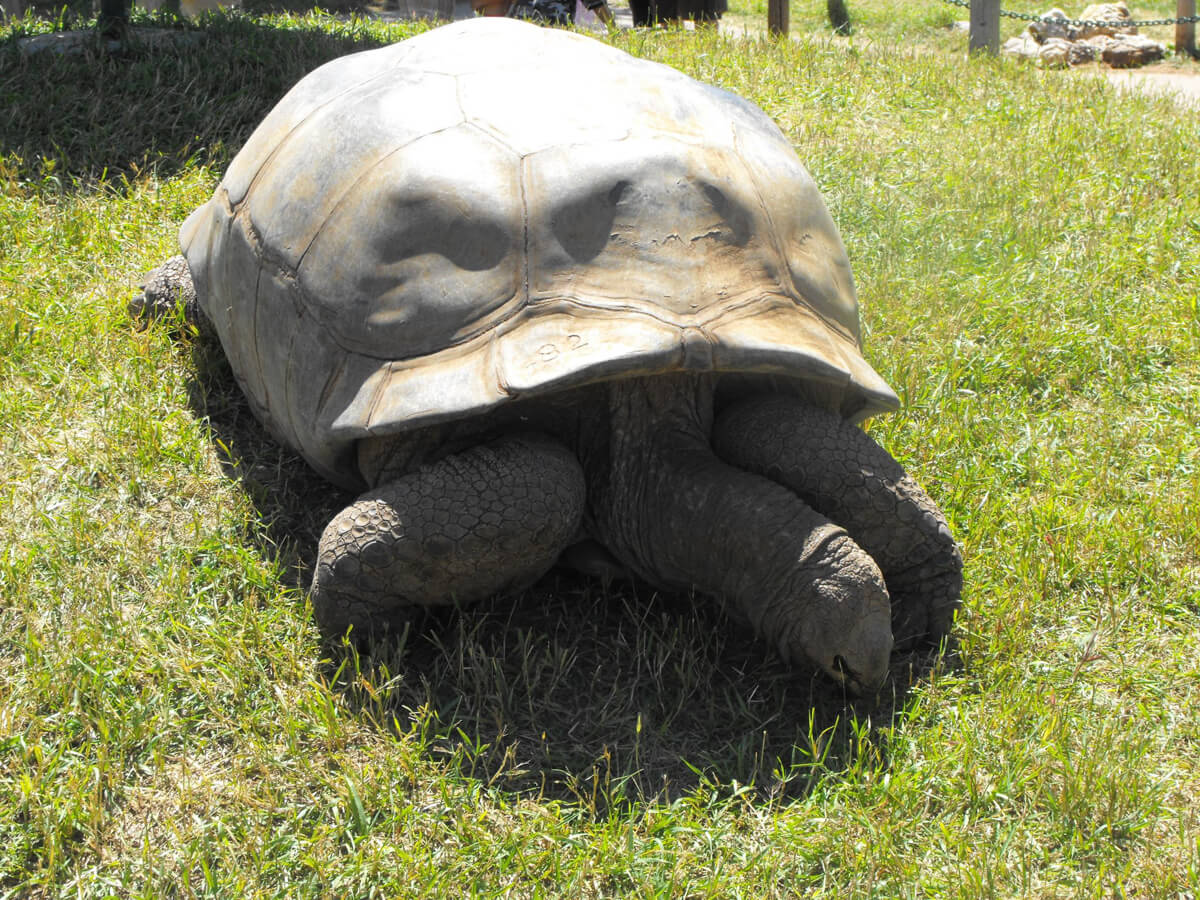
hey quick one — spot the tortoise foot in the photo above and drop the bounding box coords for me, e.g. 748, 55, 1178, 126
714, 395, 963, 652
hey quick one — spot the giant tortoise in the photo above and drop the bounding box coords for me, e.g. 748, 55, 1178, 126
134, 18, 962, 694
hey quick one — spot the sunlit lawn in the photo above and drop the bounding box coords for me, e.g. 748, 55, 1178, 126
1, 4, 1198, 895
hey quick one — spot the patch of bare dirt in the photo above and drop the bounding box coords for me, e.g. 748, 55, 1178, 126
1102, 61, 1200, 106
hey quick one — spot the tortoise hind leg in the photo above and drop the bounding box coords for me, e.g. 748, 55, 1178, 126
310, 433, 586, 639
129, 255, 202, 325
713, 395, 962, 650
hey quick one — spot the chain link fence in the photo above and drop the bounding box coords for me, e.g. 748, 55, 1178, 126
940, 0, 1200, 26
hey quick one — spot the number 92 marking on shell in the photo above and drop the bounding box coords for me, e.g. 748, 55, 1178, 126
528, 334, 587, 370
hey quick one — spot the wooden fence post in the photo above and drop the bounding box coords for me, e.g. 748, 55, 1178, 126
969, 0, 1000, 53
1179, 0, 1197, 58
768, 0, 788, 37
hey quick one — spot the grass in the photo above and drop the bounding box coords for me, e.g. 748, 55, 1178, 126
718, 0, 1197, 49
1, 3, 1199, 896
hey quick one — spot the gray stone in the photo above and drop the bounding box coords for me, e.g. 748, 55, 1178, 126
1102, 32, 1166, 67
1001, 4, 1163, 70
1029, 8, 1074, 42
1003, 33, 1042, 60
1082, 33, 1117, 51
1038, 36, 1074, 67
1066, 40, 1099, 65
1076, 2, 1136, 40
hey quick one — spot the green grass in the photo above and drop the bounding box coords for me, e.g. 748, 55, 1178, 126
2, 5, 1199, 897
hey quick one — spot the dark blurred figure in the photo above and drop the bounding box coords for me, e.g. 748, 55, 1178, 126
628, 0, 724, 26
474, 0, 614, 24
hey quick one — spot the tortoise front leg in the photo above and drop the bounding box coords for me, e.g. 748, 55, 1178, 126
310, 433, 585, 639
714, 396, 962, 650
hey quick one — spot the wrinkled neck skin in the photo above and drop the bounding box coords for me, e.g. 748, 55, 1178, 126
577, 375, 720, 586
578, 377, 858, 627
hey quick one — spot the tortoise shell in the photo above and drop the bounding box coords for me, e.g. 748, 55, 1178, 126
180, 17, 898, 490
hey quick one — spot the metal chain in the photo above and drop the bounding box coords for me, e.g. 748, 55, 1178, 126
939, 0, 1200, 27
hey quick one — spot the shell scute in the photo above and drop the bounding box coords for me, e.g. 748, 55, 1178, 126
299, 124, 524, 362
220, 42, 417, 208
244, 70, 463, 274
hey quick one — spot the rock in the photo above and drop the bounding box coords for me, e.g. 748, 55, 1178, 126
1038, 37, 1074, 67
1101, 32, 1166, 67
1076, 2, 1136, 40
1082, 34, 1116, 51
1029, 8, 1074, 42
993, 2, 1164, 71
1002, 34, 1042, 60
1066, 40, 1099, 65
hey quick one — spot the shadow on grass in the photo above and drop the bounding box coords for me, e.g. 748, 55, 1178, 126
179, 328, 950, 810
331, 588, 952, 810
0, 10, 427, 191
182, 328, 347, 581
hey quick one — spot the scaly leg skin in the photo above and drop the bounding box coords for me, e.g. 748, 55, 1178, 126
713, 396, 963, 650
310, 433, 586, 640
128, 255, 201, 325
622, 444, 893, 692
